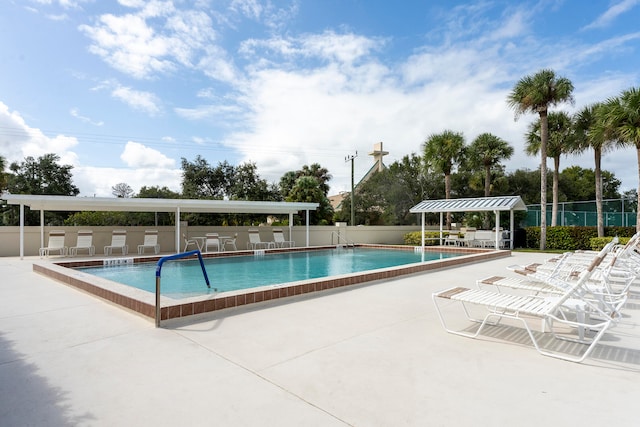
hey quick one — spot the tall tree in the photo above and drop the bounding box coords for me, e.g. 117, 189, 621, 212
286, 176, 333, 225
573, 103, 614, 237
6, 153, 80, 225
525, 111, 574, 226
281, 164, 332, 199
602, 86, 640, 232
112, 182, 134, 198
181, 156, 233, 199
0, 155, 7, 191
468, 133, 514, 197
423, 130, 466, 228
507, 69, 574, 249
8, 153, 79, 196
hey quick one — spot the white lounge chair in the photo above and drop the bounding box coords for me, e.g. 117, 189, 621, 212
433, 252, 618, 362
69, 230, 95, 256
104, 230, 128, 255
39, 230, 68, 257
272, 229, 294, 248
247, 229, 274, 250
138, 230, 160, 254
478, 242, 631, 316
204, 233, 220, 252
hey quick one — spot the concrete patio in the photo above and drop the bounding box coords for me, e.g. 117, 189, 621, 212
1, 252, 639, 426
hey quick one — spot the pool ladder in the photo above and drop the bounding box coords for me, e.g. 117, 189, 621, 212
330, 231, 355, 248
155, 250, 211, 327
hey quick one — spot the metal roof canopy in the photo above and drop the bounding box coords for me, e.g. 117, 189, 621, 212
3, 194, 318, 214
410, 196, 527, 214
409, 196, 527, 250
2, 193, 319, 258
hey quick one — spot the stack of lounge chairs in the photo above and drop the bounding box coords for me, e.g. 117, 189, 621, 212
432, 233, 640, 362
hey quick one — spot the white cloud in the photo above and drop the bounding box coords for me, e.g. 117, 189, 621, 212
73, 165, 182, 197
70, 108, 104, 126
120, 141, 175, 168
78, 3, 235, 81
111, 85, 162, 116
583, 0, 640, 30
0, 102, 79, 166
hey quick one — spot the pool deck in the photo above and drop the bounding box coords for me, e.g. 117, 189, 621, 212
1, 252, 640, 426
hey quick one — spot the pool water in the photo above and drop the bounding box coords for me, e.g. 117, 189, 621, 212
78, 248, 461, 298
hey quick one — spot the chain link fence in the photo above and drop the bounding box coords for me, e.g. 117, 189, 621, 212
525, 198, 637, 227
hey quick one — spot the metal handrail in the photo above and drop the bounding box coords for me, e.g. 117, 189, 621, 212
330, 231, 355, 247
155, 250, 210, 327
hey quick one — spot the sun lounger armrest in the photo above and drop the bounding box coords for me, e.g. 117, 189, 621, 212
434, 287, 470, 299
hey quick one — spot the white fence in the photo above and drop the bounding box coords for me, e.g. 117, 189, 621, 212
0, 225, 423, 257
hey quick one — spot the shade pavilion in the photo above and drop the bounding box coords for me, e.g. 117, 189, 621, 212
2, 193, 319, 259
409, 195, 528, 249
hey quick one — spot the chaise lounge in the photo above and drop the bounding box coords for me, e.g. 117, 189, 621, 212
138, 230, 160, 254
104, 230, 128, 255
70, 230, 95, 256
39, 230, 68, 257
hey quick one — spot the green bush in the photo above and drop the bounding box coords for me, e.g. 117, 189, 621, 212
525, 226, 636, 251
590, 236, 631, 251
403, 231, 447, 246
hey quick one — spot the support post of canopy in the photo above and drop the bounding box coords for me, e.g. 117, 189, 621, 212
420, 212, 425, 249
495, 210, 500, 249
175, 207, 181, 253
510, 209, 515, 250
19, 204, 24, 259
40, 210, 44, 250
439, 212, 443, 245
289, 213, 293, 245
306, 209, 310, 246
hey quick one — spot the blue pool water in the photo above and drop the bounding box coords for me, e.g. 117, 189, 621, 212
78, 248, 461, 298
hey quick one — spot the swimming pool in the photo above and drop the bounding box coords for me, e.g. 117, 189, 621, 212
78, 248, 461, 298
33, 245, 509, 323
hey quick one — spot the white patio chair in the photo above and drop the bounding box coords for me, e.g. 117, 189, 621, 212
272, 229, 294, 248
138, 230, 160, 254
39, 230, 68, 257
222, 233, 238, 251
183, 233, 202, 252
69, 230, 95, 256
443, 233, 459, 246
433, 251, 619, 363
104, 230, 128, 255
204, 233, 221, 252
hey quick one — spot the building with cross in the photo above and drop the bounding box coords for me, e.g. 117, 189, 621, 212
328, 142, 389, 211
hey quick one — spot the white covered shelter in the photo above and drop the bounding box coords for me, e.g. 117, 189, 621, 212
409, 196, 528, 249
2, 193, 319, 259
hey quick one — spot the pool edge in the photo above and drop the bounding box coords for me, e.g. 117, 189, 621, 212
32, 245, 511, 323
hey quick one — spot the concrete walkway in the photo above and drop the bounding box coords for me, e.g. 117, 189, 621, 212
1, 253, 639, 426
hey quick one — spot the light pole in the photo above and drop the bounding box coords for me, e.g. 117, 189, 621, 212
345, 151, 358, 225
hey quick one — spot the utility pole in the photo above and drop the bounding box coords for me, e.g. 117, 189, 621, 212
345, 151, 358, 226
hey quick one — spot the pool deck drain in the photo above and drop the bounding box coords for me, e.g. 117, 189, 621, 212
32, 245, 509, 323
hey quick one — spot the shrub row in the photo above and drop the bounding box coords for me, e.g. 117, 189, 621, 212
524, 226, 636, 251
403, 231, 449, 246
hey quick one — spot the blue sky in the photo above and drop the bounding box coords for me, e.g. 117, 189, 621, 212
1, 0, 639, 197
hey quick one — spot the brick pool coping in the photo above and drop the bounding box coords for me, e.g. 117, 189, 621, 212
33, 245, 510, 323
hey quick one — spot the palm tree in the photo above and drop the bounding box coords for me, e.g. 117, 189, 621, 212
423, 130, 466, 228
525, 111, 574, 227
507, 69, 574, 249
573, 103, 614, 237
468, 133, 514, 197
601, 87, 640, 232
0, 155, 7, 191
